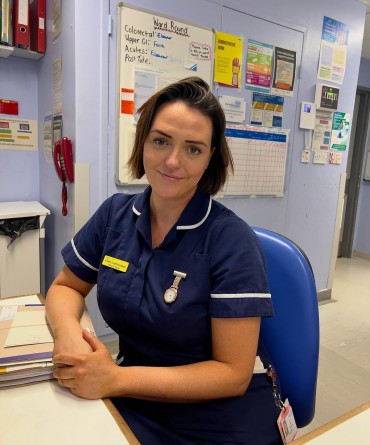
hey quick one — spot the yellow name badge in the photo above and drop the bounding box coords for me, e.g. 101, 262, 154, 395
102, 255, 129, 272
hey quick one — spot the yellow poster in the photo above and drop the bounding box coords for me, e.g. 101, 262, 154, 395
214, 32, 243, 87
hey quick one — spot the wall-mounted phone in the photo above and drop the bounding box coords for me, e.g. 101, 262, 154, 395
299, 102, 316, 130
53, 137, 74, 216
299, 102, 316, 151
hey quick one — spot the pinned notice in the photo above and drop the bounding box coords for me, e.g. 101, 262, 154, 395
121, 88, 135, 115
0, 118, 37, 151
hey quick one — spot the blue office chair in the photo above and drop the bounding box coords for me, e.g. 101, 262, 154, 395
252, 227, 320, 428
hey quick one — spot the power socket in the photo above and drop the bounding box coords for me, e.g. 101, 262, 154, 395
313, 151, 328, 164
329, 152, 343, 165
301, 149, 311, 163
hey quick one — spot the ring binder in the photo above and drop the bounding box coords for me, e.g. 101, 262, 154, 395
13, 0, 30, 49
0, 0, 13, 46
30, 0, 46, 53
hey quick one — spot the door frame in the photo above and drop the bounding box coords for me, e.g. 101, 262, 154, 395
339, 87, 370, 257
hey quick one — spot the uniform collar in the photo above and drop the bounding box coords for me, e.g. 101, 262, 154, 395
132, 187, 212, 231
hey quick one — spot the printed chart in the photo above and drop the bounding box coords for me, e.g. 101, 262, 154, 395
223, 125, 289, 196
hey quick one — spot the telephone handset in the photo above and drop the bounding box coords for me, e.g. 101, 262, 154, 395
53, 137, 74, 182
53, 137, 74, 216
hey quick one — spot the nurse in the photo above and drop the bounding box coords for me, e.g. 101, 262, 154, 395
46, 77, 282, 444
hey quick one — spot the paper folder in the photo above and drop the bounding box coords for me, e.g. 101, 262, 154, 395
13, 0, 30, 49
0, 0, 13, 46
0, 305, 53, 363
0, 296, 95, 388
30, 0, 46, 53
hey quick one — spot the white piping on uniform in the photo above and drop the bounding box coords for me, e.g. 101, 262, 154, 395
132, 203, 141, 216
71, 238, 99, 272
177, 197, 212, 230
211, 293, 271, 299
132, 196, 213, 231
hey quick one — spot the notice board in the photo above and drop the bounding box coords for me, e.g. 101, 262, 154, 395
116, 3, 214, 185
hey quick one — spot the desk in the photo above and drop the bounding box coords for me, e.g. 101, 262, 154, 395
293, 401, 370, 444
0, 380, 140, 445
0, 295, 139, 445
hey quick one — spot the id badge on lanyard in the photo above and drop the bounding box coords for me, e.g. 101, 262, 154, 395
267, 366, 298, 443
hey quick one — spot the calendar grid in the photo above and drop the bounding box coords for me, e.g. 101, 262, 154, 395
223, 125, 289, 196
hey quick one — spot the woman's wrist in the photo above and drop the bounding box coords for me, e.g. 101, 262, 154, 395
104, 365, 129, 398
52, 320, 83, 339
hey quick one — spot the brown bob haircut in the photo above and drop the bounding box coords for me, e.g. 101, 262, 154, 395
127, 77, 234, 196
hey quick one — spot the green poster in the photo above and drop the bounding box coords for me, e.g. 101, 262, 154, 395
330, 111, 350, 151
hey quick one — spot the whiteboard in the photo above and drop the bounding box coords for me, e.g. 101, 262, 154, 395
222, 125, 289, 196
116, 3, 215, 185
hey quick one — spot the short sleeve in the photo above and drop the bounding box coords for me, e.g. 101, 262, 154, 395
208, 217, 273, 318
61, 196, 115, 283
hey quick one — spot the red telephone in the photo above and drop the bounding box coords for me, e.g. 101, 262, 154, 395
53, 137, 74, 216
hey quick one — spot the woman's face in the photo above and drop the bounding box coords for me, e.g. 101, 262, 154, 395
143, 101, 213, 204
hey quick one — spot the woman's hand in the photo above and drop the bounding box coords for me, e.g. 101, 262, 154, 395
53, 330, 119, 399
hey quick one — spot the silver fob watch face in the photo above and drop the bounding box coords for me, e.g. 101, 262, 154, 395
164, 287, 177, 303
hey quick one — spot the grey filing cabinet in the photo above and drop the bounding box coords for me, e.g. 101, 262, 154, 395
0, 201, 50, 299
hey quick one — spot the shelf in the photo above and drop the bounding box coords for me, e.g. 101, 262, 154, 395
0, 44, 44, 60
0, 45, 13, 58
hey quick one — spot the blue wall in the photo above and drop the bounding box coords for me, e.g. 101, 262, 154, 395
0, 57, 39, 201
0, 0, 367, 336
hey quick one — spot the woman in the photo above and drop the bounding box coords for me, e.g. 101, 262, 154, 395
46, 77, 282, 444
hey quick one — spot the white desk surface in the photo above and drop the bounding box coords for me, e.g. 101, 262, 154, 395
0, 295, 139, 444
0, 380, 133, 445
293, 402, 370, 444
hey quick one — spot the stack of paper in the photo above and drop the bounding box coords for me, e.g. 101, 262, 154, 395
0, 302, 55, 388
0, 295, 94, 388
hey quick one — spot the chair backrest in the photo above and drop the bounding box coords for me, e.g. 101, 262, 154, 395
252, 227, 320, 428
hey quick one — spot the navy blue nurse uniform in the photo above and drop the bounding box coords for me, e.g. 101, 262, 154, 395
62, 187, 282, 445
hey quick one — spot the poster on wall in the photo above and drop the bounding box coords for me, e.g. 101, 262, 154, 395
312, 110, 332, 151
219, 95, 246, 123
43, 115, 53, 163
214, 32, 243, 88
0, 118, 37, 151
245, 39, 273, 93
271, 47, 296, 97
330, 111, 350, 151
250, 92, 284, 127
317, 16, 349, 84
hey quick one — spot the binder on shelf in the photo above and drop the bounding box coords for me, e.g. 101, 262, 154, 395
30, 0, 45, 53
0, 0, 13, 46
13, 0, 30, 49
